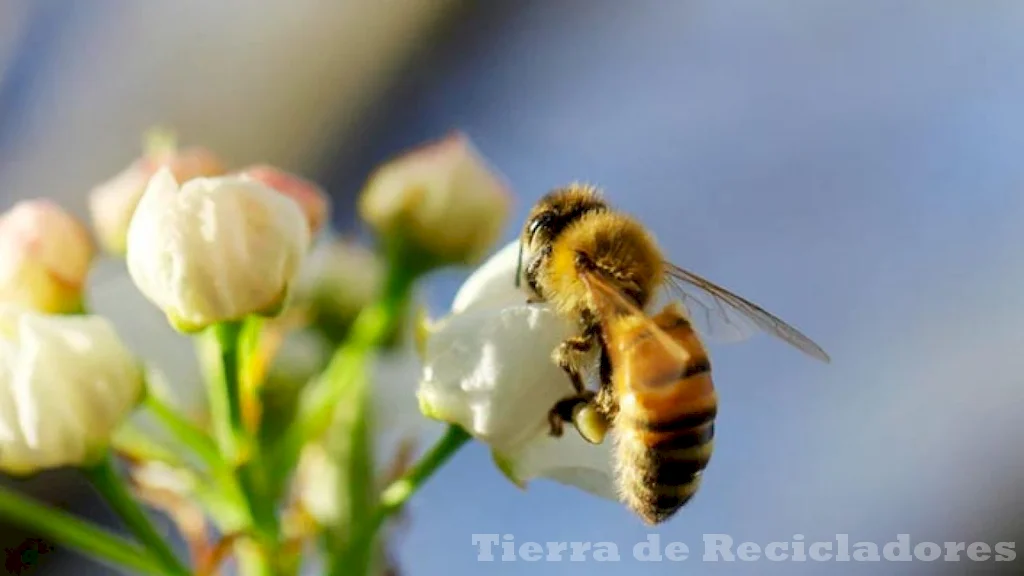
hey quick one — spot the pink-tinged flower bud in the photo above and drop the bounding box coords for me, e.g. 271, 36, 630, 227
89, 146, 226, 255
237, 165, 331, 239
0, 200, 95, 314
359, 132, 512, 265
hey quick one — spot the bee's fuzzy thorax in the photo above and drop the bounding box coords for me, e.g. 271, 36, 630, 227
540, 211, 665, 321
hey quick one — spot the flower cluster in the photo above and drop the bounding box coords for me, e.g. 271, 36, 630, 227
0, 128, 618, 576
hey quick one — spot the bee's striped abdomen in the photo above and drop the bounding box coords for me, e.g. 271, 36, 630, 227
614, 381, 716, 524
608, 306, 717, 525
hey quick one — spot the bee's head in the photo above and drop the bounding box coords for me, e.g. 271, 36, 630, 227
521, 184, 608, 253
516, 184, 608, 289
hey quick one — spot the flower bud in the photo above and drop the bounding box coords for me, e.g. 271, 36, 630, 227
89, 146, 226, 256
295, 237, 382, 335
126, 168, 311, 333
359, 132, 511, 265
237, 165, 330, 239
0, 306, 144, 475
0, 200, 95, 314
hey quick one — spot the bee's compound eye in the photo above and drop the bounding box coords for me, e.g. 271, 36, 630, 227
527, 217, 543, 237
527, 212, 552, 241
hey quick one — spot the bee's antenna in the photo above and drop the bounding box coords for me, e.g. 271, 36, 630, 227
515, 241, 524, 288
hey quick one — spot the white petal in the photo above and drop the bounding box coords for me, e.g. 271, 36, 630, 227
418, 304, 576, 454
418, 301, 620, 499
495, 431, 618, 501
0, 306, 143, 474
125, 168, 180, 321
450, 240, 529, 315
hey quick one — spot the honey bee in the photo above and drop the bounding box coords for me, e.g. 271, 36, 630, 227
517, 184, 829, 525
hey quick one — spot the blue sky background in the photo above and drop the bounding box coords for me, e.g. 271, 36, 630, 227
1, 1, 1023, 575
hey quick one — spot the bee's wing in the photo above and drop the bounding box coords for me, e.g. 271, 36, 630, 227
577, 266, 693, 370
662, 262, 830, 363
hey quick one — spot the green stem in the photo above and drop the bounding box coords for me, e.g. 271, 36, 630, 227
268, 259, 415, 498
278, 240, 439, 575
339, 361, 374, 568
378, 425, 471, 511
84, 454, 190, 575
237, 457, 275, 535
143, 391, 255, 533
332, 425, 471, 576
212, 319, 279, 573
143, 393, 223, 473
212, 321, 247, 460
0, 482, 165, 575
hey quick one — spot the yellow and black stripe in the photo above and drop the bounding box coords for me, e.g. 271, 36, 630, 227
608, 308, 717, 525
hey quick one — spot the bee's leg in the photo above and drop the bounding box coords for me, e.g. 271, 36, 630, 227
547, 407, 566, 437
553, 336, 593, 393
551, 314, 600, 393
549, 311, 602, 438
594, 384, 619, 422
594, 339, 619, 421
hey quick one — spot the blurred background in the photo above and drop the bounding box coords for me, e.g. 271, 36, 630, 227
1, 0, 1023, 574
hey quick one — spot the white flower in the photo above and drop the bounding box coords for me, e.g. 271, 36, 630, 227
417, 241, 617, 499
358, 132, 511, 265
0, 306, 144, 475
126, 167, 311, 332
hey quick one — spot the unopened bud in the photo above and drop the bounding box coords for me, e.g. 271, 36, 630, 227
126, 168, 310, 332
237, 165, 330, 239
0, 200, 95, 313
89, 132, 226, 255
359, 132, 511, 266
